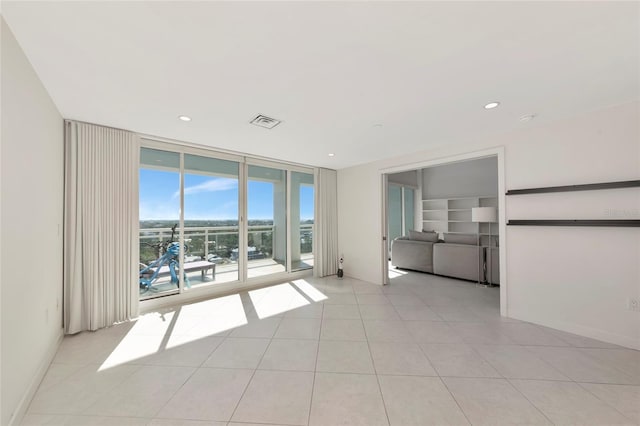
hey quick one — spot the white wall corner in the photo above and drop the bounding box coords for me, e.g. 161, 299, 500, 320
8, 330, 63, 426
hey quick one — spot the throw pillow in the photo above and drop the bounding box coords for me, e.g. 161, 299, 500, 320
443, 233, 477, 245
408, 230, 438, 242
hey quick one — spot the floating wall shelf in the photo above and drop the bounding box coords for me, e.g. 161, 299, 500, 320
506, 180, 640, 195
507, 220, 640, 227
506, 179, 640, 228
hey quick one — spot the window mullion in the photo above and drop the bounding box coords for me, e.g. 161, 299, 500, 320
239, 161, 248, 283
179, 152, 185, 293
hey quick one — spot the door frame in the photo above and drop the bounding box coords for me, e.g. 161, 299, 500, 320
381, 174, 390, 285
380, 147, 508, 317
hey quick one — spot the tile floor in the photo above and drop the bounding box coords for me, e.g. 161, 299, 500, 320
22, 270, 640, 425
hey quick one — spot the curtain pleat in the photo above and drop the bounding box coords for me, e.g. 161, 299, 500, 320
64, 121, 140, 334
314, 168, 338, 277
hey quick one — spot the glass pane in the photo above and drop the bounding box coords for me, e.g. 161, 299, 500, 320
247, 165, 286, 278
388, 185, 402, 243
291, 172, 314, 271
404, 188, 415, 233
139, 148, 181, 300
183, 154, 240, 287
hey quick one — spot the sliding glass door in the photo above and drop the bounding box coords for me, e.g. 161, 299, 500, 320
139, 144, 316, 302
403, 188, 415, 234
388, 184, 415, 246
247, 165, 287, 279
388, 185, 403, 243
139, 148, 182, 299
183, 154, 240, 286
291, 171, 314, 271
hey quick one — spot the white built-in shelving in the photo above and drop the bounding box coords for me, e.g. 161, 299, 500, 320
422, 196, 498, 245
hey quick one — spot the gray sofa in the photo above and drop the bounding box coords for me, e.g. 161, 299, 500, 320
392, 232, 499, 284
390, 238, 435, 273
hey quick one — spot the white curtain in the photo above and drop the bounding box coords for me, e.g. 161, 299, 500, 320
64, 121, 140, 334
314, 168, 338, 277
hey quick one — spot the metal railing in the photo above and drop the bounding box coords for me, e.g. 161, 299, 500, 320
139, 224, 313, 263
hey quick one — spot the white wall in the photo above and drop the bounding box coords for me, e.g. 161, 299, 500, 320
422, 156, 498, 199
1, 18, 64, 425
388, 170, 417, 187
338, 101, 640, 349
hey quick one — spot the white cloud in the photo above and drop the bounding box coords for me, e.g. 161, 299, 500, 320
175, 178, 238, 198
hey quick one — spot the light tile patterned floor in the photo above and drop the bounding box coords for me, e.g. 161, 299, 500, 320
22, 271, 640, 425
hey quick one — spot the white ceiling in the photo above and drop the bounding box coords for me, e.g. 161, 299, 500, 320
2, 1, 638, 169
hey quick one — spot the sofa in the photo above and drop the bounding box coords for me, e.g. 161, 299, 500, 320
390, 237, 436, 273
391, 231, 499, 284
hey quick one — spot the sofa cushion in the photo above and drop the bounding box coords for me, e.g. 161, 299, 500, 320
408, 230, 438, 242
443, 233, 477, 245
433, 243, 480, 281
391, 238, 434, 273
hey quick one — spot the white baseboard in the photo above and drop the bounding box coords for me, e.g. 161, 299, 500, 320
507, 310, 640, 350
9, 329, 63, 426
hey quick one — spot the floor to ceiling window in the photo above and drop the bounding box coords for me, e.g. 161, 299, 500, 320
247, 165, 287, 279
183, 154, 240, 286
291, 171, 314, 271
139, 143, 315, 301
388, 185, 403, 244
388, 184, 415, 245
404, 186, 415, 233
139, 148, 182, 299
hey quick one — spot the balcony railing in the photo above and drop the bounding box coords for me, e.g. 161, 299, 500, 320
139, 224, 313, 264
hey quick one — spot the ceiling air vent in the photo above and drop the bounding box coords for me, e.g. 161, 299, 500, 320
250, 114, 282, 129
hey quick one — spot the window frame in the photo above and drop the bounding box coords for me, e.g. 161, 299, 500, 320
139, 138, 315, 310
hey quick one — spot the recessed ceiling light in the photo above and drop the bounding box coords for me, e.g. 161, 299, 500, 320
178, 115, 191, 122
519, 114, 537, 122
484, 102, 500, 110
328, 153, 335, 157
373, 124, 383, 128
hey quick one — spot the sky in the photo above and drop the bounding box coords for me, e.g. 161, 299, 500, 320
139, 169, 314, 221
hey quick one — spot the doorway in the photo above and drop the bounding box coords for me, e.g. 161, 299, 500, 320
381, 148, 507, 316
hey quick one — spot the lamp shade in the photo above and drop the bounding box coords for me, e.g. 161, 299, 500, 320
472, 207, 497, 223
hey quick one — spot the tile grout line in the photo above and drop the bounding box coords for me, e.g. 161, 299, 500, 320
76, 363, 146, 418
140, 365, 201, 420
415, 314, 502, 426
575, 346, 640, 384
23, 361, 95, 416
574, 381, 639, 424
360, 301, 392, 426
306, 301, 325, 426
415, 335, 479, 425
503, 377, 559, 425
226, 314, 285, 424
112, 326, 231, 420
437, 373, 475, 426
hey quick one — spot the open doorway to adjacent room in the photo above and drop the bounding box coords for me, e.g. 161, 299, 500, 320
381, 150, 506, 316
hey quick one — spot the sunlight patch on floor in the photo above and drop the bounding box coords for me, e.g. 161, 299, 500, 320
100, 294, 248, 370
249, 283, 310, 319
388, 265, 409, 280
99, 332, 165, 370
177, 294, 248, 342
292, 279, 328, 302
